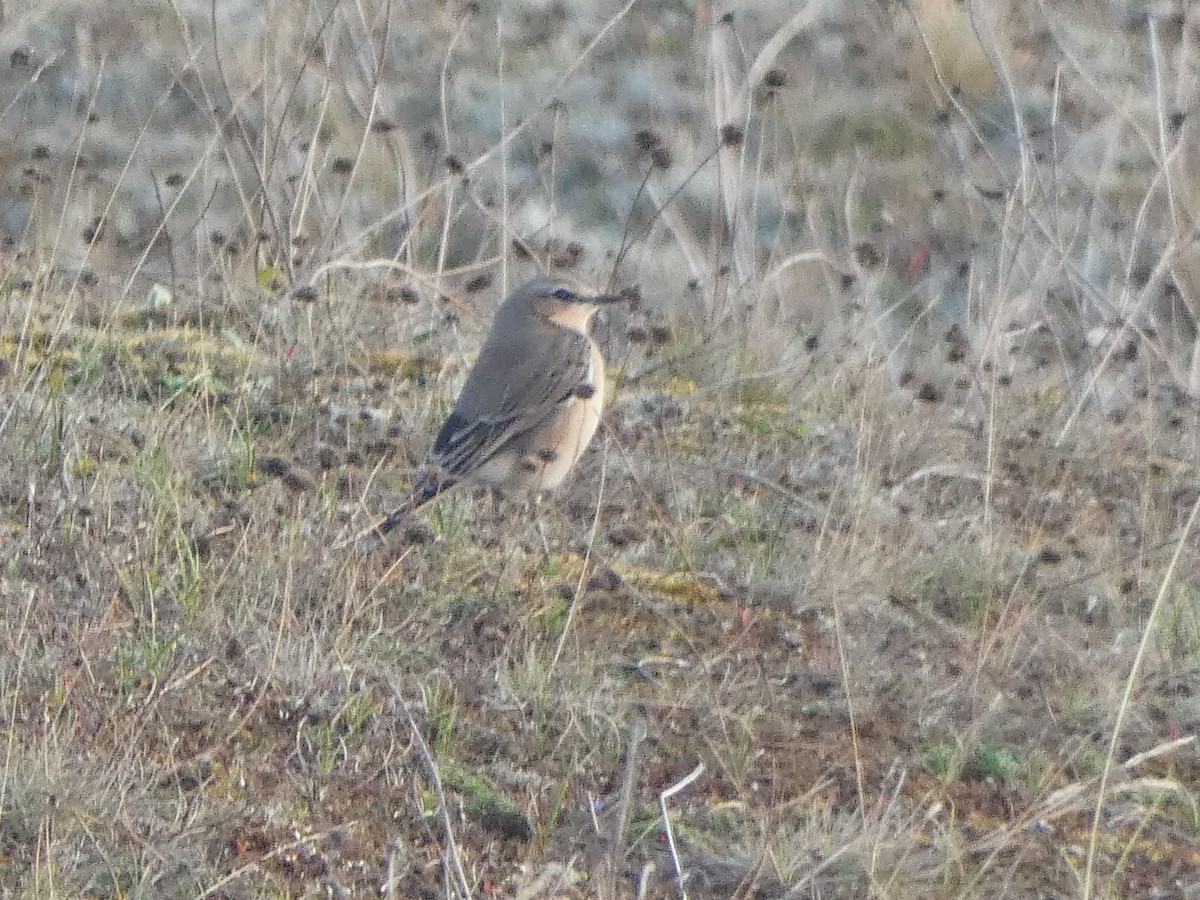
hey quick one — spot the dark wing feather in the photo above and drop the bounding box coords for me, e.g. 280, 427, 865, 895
428, 325, 592, 479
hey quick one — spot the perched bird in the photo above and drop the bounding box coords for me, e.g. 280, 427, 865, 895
358, 274, 624, 547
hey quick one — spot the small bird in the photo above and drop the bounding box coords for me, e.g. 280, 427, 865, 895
357, 274, 624, 547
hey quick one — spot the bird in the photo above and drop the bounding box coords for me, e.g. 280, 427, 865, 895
355, 274, 624, 548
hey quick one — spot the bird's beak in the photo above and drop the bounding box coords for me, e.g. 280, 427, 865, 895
589, 291, 625, 305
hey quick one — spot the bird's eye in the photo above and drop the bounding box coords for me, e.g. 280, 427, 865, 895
552, 287, 574, 300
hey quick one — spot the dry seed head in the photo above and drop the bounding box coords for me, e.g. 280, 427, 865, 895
854, 242, 881, 268
464, 273, 492, 292
82, 217, 104, 243
916, 382, 943, 402
634, 128, 660, 150
256, 456, 291, 478
546, 240, 584, 269
281, 470, 314, 493
720, 124, 744, 147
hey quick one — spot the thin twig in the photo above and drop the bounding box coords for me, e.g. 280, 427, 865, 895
599, 716, 648, 899
398, 689, 473, 899
1083, 493, 1200, 899
660, 760, 705, 900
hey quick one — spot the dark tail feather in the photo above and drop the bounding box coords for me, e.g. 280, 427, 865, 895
372, 493, 423, 536
352, 470, 453, 551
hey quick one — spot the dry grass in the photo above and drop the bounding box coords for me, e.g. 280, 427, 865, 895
3, 1, 1200, 898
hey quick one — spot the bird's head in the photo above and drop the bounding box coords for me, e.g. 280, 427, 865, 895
503, 275, 624, 331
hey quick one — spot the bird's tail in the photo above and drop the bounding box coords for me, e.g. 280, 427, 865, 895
345, 468, 452, 552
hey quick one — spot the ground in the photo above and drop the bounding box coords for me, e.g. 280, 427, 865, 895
2, 1, 1200, 898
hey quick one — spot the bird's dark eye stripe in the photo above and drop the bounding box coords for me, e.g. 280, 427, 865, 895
552, 287, 574, 300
